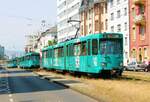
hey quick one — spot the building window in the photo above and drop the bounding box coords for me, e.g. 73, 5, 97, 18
95, 20, 99, 31
110, 0, 114, 7
124, 22, 127, 31
105, 3, 107, 13
124, 7, 127, 16
132, 8, 136, 16
111, 13, 114, 20
132, 27, 136, 40
117, 24, 121, 32
144, 48, 147, 59
139, 26, 145, 36
101, 5, 104, 14
105, 19, 108, 30
139, 5, 144, 14
132, 49, 136, 58
89, 9, 92, 19
117, 0, 120, 4
125, 37, 128, 46
111, 26, 114, 32
117, 10, 121, 18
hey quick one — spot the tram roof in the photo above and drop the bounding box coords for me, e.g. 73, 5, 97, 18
41, 33, 123, 51
66, 32, 123, 44
25, 52, 39, 56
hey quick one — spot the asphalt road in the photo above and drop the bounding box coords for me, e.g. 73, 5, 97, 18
0, 68, 97, 102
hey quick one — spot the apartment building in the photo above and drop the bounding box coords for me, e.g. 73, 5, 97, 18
79, 0, 107, 36
107, 0, 129, 65
129, 0, 149, 63
57, 0, 82, 42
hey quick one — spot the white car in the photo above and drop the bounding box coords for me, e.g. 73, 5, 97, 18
125, 62, 146, 71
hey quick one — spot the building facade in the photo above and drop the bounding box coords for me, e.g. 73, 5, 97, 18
107, 0, 130, 65
35, 26, 57, 54
25, 35, 39, 53
57, 0, 82, 42
129, 0, 149, 63
79, 0, 129, 65
80, 0, 107, 36
0, 45, 5, 59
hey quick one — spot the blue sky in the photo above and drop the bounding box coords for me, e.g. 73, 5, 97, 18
0, 0, 57, 51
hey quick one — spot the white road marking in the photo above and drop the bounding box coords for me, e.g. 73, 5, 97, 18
9, 94, 12, 97
9, 98, 14, 102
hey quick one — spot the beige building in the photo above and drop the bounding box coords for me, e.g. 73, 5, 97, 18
79, 0, 107, 36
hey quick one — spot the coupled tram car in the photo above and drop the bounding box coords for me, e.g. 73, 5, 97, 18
17, 52, 40, 68
7, 33, 123, 76
42, 33, 123, 76
7, 58, 17, 68
7, 52, 40, 69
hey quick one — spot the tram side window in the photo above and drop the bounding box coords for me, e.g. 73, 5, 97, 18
81, 42, 86, 56
42, 52, 44, 58
46, 51, 49, 58
54, 48, 58, 58
71, 45, 74, 56
27, 56, 30, 60
48, 49, 51, 58
44, 51, 47, 58
88, 40, 90, 55
74, 43, 81, 56
69, 44, 74, 56
58, 47, 63, 57
92, 39, 98, 55
66, 45, 69, 56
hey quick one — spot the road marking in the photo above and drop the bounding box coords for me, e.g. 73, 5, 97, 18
9, 98, 14, 102
9, 94, 12, 97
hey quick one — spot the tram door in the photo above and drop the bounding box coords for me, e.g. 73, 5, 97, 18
87, 39, 99, 73
87, 40, 92, 71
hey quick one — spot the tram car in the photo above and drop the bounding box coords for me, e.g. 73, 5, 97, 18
17, 52, 40, 68
42, 33, 123, 76
7, 58, 17, 68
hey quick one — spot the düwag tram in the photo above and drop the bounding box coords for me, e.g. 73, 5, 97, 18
42, 33, 123, 76
7, 33, 123, 76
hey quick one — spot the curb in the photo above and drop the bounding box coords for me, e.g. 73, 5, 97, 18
33, 71, 100, 102
33, 72, 70, 88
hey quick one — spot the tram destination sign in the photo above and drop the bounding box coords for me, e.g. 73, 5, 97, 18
103, 34, 120, 38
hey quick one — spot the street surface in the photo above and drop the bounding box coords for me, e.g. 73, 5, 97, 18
0, 67, 97, 102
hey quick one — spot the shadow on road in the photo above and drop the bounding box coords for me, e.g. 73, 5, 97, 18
0, 69, 68, 95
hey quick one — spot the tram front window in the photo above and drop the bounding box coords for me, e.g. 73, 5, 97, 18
100, 40, 122, 54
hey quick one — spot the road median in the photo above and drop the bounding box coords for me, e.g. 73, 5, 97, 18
33, 70, 150, 102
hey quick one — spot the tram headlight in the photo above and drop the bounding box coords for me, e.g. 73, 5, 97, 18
101, 63, 107, 67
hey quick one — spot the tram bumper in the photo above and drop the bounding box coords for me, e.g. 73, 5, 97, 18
111, 67, 123, 76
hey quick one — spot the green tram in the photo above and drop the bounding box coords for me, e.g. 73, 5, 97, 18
42, 33, 123, 76
7, 58, 17, 68
17, 52, 40, 68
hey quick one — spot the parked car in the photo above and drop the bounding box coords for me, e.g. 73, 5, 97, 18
125, 62, 146, 71
144, 62, 150, 72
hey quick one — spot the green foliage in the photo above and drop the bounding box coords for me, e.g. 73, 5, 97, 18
48, 39, 57, 46
48, 40, 53, 46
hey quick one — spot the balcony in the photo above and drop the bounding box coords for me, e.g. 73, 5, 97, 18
134, 14, 145, 25
133, 0, 145, 5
